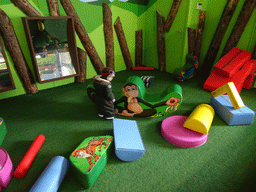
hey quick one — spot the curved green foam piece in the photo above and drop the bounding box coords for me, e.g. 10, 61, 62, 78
116, 76, 183, 117
86, 76, 183, 117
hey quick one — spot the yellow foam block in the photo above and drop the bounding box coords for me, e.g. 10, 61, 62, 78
183, 104, 215, 134
211, 82, 244, 109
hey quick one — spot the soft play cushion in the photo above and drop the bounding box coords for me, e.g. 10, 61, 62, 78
0, 148, 13, 191
113, 118, 145, 162
214, 47, 251, 78
203, 61, 253, 93
30, 156, 69, 192
161, 116, 208, 148
69, 136, 113, 189
210, 95, 255, 125
115, 76, 183, 117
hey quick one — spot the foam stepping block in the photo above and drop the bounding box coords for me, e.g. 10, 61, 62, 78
161, 116, 208, 148
0, 148, 13, 191
203, 60, 253, 93
69, 136, 113, 189
210, 95, 255, 125
0, 118, 7, 146
30, 156, 69, 192
113, 118, 145, 161
211, 82, 244, 109
214, 47, 251, 78
183, 104, 215, 134
243, 59, 256, 89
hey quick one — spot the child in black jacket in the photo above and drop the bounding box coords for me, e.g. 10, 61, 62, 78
93, 67, 115, 119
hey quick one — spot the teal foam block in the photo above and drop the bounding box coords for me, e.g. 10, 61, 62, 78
0, 118, 7, 146
113, 118, 145, 162
210, 95, 255, 125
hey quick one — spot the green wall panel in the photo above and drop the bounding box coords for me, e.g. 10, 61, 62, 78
0, 0, 255, 100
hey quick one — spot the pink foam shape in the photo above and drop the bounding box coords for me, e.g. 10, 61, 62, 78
161, 116, 208, 148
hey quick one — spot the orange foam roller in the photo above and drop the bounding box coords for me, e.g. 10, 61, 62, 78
14, 134, 45, 178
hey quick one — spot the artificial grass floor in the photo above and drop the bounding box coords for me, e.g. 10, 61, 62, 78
0, 70, 256, 192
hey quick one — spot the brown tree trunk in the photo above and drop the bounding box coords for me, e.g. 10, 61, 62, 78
76, 48, 87, 83
200, 0, 239, 78
11, 0, 41, 17
157, 10, 166, 71
47, 0, 60, 16
187, 27, 196, 54
135, 29, 143, 67
221, 0, 256, 57
194, 10, 206, 59
164, 0, 182, 33
103, 3, 115, 71
114, 17, 133, 70
0, 9, 38, 94
60, 0, 104, 74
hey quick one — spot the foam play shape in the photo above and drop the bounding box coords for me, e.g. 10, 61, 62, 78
183, 104, 215, 135
113, 118, 145, 161
203, 60, 253, 93
87, 76, 182, 118
14, 134, 45, 178
132, 67, 154, 70
173, 53, 198, 82
0, 148, 13, 191
117, 76, 183, 117
69, 136, 113, 189
161, 116, 208, 148
0, 118, 7, 146
210, 95, 255, 125
211, 82, 244, 109
30, 156, 69, 192
214, 47, 251, 78
243, 59, 256, 89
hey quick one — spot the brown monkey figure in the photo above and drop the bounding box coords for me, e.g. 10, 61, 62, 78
114, 83, 180, 117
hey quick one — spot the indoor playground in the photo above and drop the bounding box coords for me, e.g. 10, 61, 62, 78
0, 0, 256, 191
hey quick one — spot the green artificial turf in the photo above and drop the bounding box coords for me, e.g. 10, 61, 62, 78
0, 70, 256, 192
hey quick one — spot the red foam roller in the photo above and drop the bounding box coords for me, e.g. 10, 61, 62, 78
132, 67, 154, 70
14, 134, 45, 178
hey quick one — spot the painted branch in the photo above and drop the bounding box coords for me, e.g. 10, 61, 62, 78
47, 0, 60, 16
194, 10, 206, 59
187, 27, 196, 54
11, 0, 41, 17
135, 29, 143, 67
75, 48, 87, 83
221, 0, 256, 57
200, 0, 239, 78
0, 9, 38, 94
157, 10, 166, 71
252, 45, 256, 60
114, 17, 133, 70
103, 3, 115, 71
164, 0, 182, 32
60, 0, 104, 74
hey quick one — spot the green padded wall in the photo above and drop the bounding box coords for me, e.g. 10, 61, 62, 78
0, 0, 255, 100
